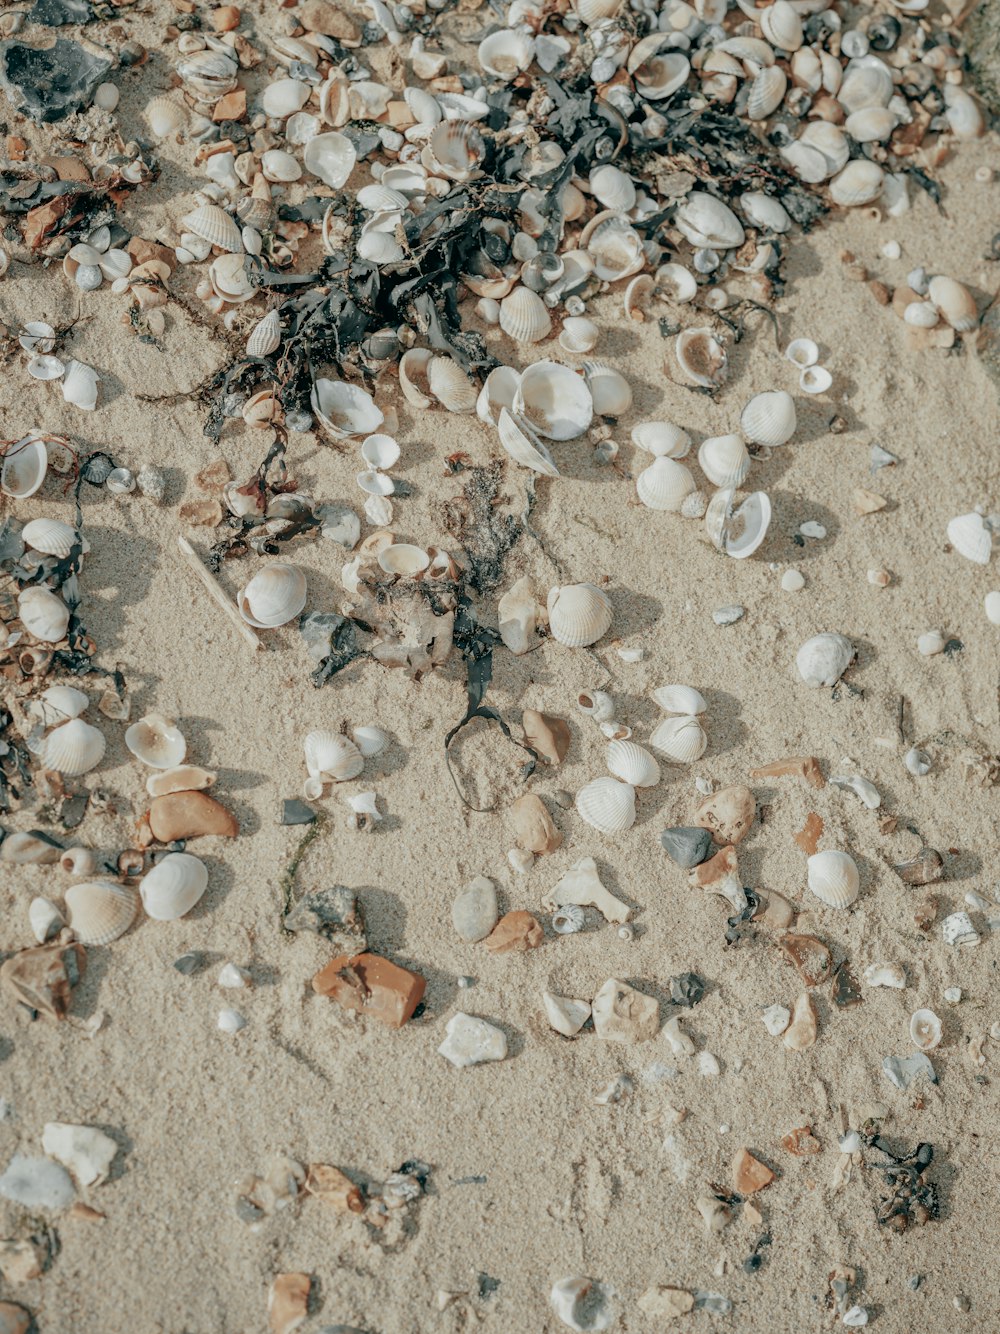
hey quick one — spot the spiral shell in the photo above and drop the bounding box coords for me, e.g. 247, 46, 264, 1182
65, 880, 139, 945
575, 776, 636, 834
552, 904, 585, 933
547, 583, 612, 647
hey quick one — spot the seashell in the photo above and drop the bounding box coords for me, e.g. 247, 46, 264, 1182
177, 48, 239, 101
577, 690, 614, 722
303, 131, 356, 188
22, 518, 81, 558
426, 120, 485, 181
582, 214, 644, 281
514, 361, 593, 440
29, 897, 65, 944
674, 191, 745, 250
550, 1277, 617, 1332
623, 274, 654, 324
402, 86, 441, 127
247, 309, 281, 357
352, 726, 390, 758
499, 286, 552, 344
583, 363, 631, 417
947, 512, 991, 565
928, 276, 978, 332
943, 84, 984, 140
845, 106, 897, 143
589, 164, 635, 212
551, 904, 585, 934
35, 685, 89, 726
649, 715, 707, 763
631, 421, 690, 459
704, 487, 772, 559
636, 457, 696, 512
785, 337, 818, 367
759, 0, 802, 50
64, 360, 99, 411
910, 1008, 942, 1052
238, 563, 307, 628
360, 434, 400, 470
740, 191, 791, 233
806, 849, 860, 908
864, 963, 906, 989
746, 65, 787, 120
547, 583, 612, 647
675, 327, 727, 388
145, 95, 185, 137
399, 348, 434, 410
262, 77, 310, 118
311, 379, 383, 439
499, 575, 542, 654
182, 204, 242, 253
42, 719, 106, 776
740, 390, 796, 446
125, 713, 187, 768
64, 881, 139, 945
303, 730, 364, 782
60, 846, 98, 877
261, 149, 302, 183
698, 433, 751, 488
209, 252, 254, 303
837, 56, 893, 113
575, 776, 636, 835
652, 684, 707, 715
572, 0, 623, 23
498, 408, 559, 477
656, 262, 697, 304
559, 317, 599, 354
19, 587, 69, 642
140, 852, 209, 921
1, 432, 48, 498
2, 831, 62, 864
105, 466, 134, 495
145, 765, 216, 797
378, 543, 430, 576
27, 353, 65, 379
904, 300, 939, 330
632, 47, 689, 100
427, 356, 477, 413
796, 632, 855, 687
829, 159, 884, 207
607, 740, 660, 788
478, 29, 534, 79
800, 365, 832, 395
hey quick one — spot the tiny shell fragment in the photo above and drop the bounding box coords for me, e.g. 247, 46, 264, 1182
304, 1164, 363, 1213
782, 1126, 821, 1155
780, 933, 833, 986
268, 1272, 311, 1334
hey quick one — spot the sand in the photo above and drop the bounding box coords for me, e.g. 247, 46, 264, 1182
1, 5, 1000, 1332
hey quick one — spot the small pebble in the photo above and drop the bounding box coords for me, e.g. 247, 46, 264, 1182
457, 975, 474, 989
173, 952, 202, 975
218, 1008, 246, 1033
697, 1051, 720, 1077
781, 569, 805, 592
943, 986, 961, 1004
839, 1130, 862, 1153
843, 1306, 869, 1327
617, 646, 644, 662
954, 1295, 971, 1313
904, 747, 931, 776
218, 963, 251, 989
868, 567, 891, 586
881, 240, 901, 260
799, 521, 826, 539
917, 630, 946, 655
985, 591, 1000, 625
713, 605, 744, 626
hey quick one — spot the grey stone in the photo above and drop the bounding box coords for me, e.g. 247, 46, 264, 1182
284, 886, 366, 952
882, 1052, 937, 1090
660, 826, 713, 868
451, 876, 498, 943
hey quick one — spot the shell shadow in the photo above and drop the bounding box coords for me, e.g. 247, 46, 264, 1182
759, 491, 842, 564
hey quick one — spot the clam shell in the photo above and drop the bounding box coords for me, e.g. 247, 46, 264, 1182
239, 562, 306, 630
631, 421, 690, 459
37, 685, 89, 723
829, 159, 884, 207
928, 276, 978, 332
427, 120, 485, 180
125, 713, 187, 768
21, 518, 82, 558
478, 29, 534, 79
65, 880, 139, 945
845, 106, 897, 143
378, 543, 430, 576
247, 309, 281, 357
303, 131, 357, 188
589, 164, 636, 212
261, 77, 310, 118
140, 852, 209, 921
759, 0, 802, 50
547, 583, 612, 647
311, 378, 383, 439
42, 719, 106, 776
427, 356, 477, 413
19, 587, 69, 642
477, 366, 520, 426
649, 714, 707, 763
352, 726, 390, 758
944, 84, 984, 140
1, 433, 48, 498
674, 191, 745, 250
910, 1008, 942, 1052
261, 149, 301, 183
145, 765, 217, 797
514, 361, 593, 441
704, 487, 772, 558
740, 390, 796, 446
947, 512, 992, 565
785, 337, 818, 367
29, 896, 65, 944
303, 730, 364, 782
559, 317, 599, 354
360, 434, 400, 470
583, 213, 644, 281
746, 66, 787, 120
499, 286, 552, 344
656, 262, 697, 305
697, 434, 751, 488
583, 362, 632, 416
606, 740, 660, 788
796, 632, 855, 687
676, 327, 728, 388
177, 48, 239, 101
575, 776, 636, 834
498, 408, 559, 477
740, 191, 792, 233
651, 684, 707, 715
806, 849, 860, 908
637, 457, 696, 512
182, 203, 242, 253
633, 47, 690, 99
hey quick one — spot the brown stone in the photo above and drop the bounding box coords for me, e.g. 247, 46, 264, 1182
304, 1164, 363, 1213
894, 847, 944, 886
67, 1203, 105, 1222
782, 1126, 821, 1156
268, 1272, 310, 1334
779, 932, 832, 987
312, 952, 425, 1028
0, 1302, 31, 1334
147, 791, 238, 841
484, 910, 543, 954
521, 709, 570, 765
783, 992, 818, 1051
127, 236, 176, 272
0, 1239, 44, 1284
23, 196, 74, 249
211, 4, 241, 29
869, 279, 891, 306
914, 896, 938, 932
510, 793, 561, 853
5, 137, 26, 160
830, 961, 862, 1008
1, 940, 86, 1021
299, 0, 361, 40
195, 459, 232, 491
731, 1147, 775, 1194
793, 811, 823, 855
749, 755, 825, 789
213, 88, 247, 122
39, 155, 91, 182
758, 891, 796, 931
179, 499, 223, 526
688, 844, 737, 888
692, 785, 755, 845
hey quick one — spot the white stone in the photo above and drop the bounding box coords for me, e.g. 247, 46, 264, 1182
218, 963, 251, 988
218, 1008, 247, 1033
942, 911, 979, 946
781, 568, 805, 592
697, 1051, 720, 1076
762, 1003, 790, 1035
0, 1153, 75, 1209
543, 992, 591, 1037
917, 630, 945, 656
452, 876, 499, 942
437, 1013, 507, 1068
662, 1014, 696, 1056
985, 591, 1000, 625
41, 1122, 117, 1187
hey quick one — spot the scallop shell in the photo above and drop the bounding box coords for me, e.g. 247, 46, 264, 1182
746, 65, 787, 120
125, 713, 187, 769
378, 543, 430, 576
182, 203, 243, 253
546, 583, 612, 647
247, 309, 281, 358
427, 356, 477, 413
928, 276, 978, 332
910, 1008, 942, 1052
499, 286, 552, 344
498, 408, 559, 477
42, 719, 106, 776
740, 390, 796, 446
796, 632, 855, 687
947, 512, 992, 565
303, 131, 357, 188
145, 765, 217, 797
145, 95, 185, 137
62, 360, 99, 411
829, 159, 884, 207
806, 849, 860, 908
674, 191, 745, 250
697, 434, 751, 488
514, 361, 593, 441
352, 726, 390, 758
140, 852, 209, 921
589, 164, 636, 212
606, 740, 660, 788
573, 0, 623, 23
649, 715, 707, 763
303, 730, 364, 782
676, 327, 728, 388
478, 29, 534, 79
21, 518, 82, 558
65, 880, 139, 945
583, 213, 644, 281
575, 776, 636, 834
631, 421, 691, 459
637, 457, 696, 512
177, 48, 239, 102
426, 120, 485, 181
651, 684, 707, 715
1, 433, 48, 498
19, 587, 69, 642
238, 563, 307, 628
312, 378, 383, 440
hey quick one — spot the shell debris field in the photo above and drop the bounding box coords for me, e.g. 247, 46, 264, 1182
0, 0, 998, 1326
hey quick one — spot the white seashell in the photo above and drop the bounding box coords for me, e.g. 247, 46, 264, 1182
636, 456, 696, 512
676, 327, 727, 388
29, 897, 65, 944
807, 849, 860, 908
60, 848, 97, 878
261, 149, 302, 183
145, 765, 216, 797
42, 719, 106, 776
796, 632, 855, 687
352, 726, 390, 758
575, 776, 636, 834
589, 164, 635, 212
499, 286, 552, 344
547, 583, 612, 647
543, 992, 592, 1037
27, 354, 65, 380
704, 487, 772, 559
583, 362, 632, 417
577, 689, 614, 722
864, 963, 906, 989
845, 106, 897, 143
631, 421, 690, 459
559, 317, 599, 354
498, 409, 559, 477
498, 575, 541, 654
64, 881, 138, 945
262, 78, 310, 118
740, 191, 792, 233
910, 1008, 942, 1052
98, 248, 131, 282
247, 309, 281, 357
799, 365, 832, 394
947, 512, 991, 565
623, 273, 654, 323
140, 852, 209, 921
177, 48, 238, 102
427, 356, 477, 413
36, 685, 89, 725
583, 213, 644, 281
360, 433, 400, 469
649, 714, 707, 763
698, 433, 751, 488
145, 95, 185, 137
928, 276, 978, 332
303, 131, 356, 188
656, 262, 697, 304
606, 740, 660, 788
759, 0, 802, 50
837, 56, 893, 113
746, 65, 787, 120
651, 684, 707, 715
741, 390, 796, 446
904, 303, 940, 328
19, 587, 69, 642
631, 47, 689, 100
573, 0, 624, 23
785, 337, 818, 367
238, 563, 307, 628
209, 252, 254, 303
2, 432, 48, 498
22, 518, 81, 558
378, 543, 430, 576
514, 361, 593, 440
674, 191, 745, 250
552, 904, 585, 933
426, 120, 486, 181
402, 86, 441, 126
478, 29, 534, 80
477, 367, 516, 428
61, 361, 99, 411
182, 203, 242, 252
19, 322, 55, 353
829, 159, 884, 207
550, 1276, 617, 1332
123, 713, 186, 769
311, 379, 383, 439
303, 730, 364, 782
943, 84, 984, 140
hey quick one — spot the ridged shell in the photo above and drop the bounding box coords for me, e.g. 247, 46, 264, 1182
910, 1008, 942, 1052
637, 457, 695, 511
759, 0, 803, 50
478, 29, 534, 80
573, 0, 624, 23
247, 309, 281, 357
140, 852, 209, 921
498, 408, 559, 477
606, 740, 660, 788
741, 390, 796, 446
589, 164, 635, 212
947, 512, 992, 565
145, 765, 217, 797
649, 715, 707, 763
177, 48, 239, 102
559, 317, 599, 354
631, 421, 691, 459
583, 362, 632, 416
303, 730, 364, 782
514, 361, 593, 441
674, 191, 745, 250
125, 714, 187, 768
144, 95, 185, 137
427, 120, 485, 181
806, 849, 860, 908
746, 66, 787, 120
547, 583, 612, 647
845, 106, 897, 143
65, 880, 139, 945
42, 719, 106, 776
575, 776, 636, 834
652, 684, 707, 715
238, 562, 307, 628
829, 159, 884, 207
499, 286, 552, 344
21, 518, 81, 558
698, 434, 751, 488
427, 356, 478, 413
18, 587, 69, 642
311, 378, 383, 439
928, 276, 978, 332
37, 685, 89, 723
796, 632, 855, 687
352, 726, 390, 758
182, 203, 242, 253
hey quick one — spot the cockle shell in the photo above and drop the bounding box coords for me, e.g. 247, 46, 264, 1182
238, 562, 307, 628
741, 390, 796, 446
478, 28, 534, 79
652, 684, 707, 715
182, 203, 242, 253
426, 119, 485, 180
125, 714, 186, 768
829, 159, 884, 206
145, 95, 185, 137
64, 881, 139, 945
704, 487, 772, 558
498, 409, 559, 477
674, 191, 745, 250
583, 214, 644, 281
575, 777, 636, 834
18, 587, 69, 642
631, 421, 690, 459
675, 327, 728, 388
547, 583, 612, 647
746, 65, 787, 120
589, 164, 635, 212
427, 356, 477, 413
632, 47, 689, 100
806, 849, 860, 908
352, 726, 390, 758
559, 317, 599, 354
928, 276, 978, 332
649, 715, 707, 763
698, 434, 751, 488
303, 730, 364, 782
62, 360, 99, 411
499, 286, 552, 344
583, 363, 632, 416
140, 852, 209, 921
177, 48, 239, 102
606, 740, 660, 788
42, 719, 106, 776
311, 379, 383, 440
759, 0, 802, 50
637, 457, 696, 512
514, 361, 593, 441
910, 1008, 942, 1051
1, 433, 49, 498
656, 261, 697, 304
796, 632, 855, 687
145, 765, 216, 797
947, 512, 991, 564
21, 518, 82, 558
35, 684, 89, 724
572, 0, 623, 23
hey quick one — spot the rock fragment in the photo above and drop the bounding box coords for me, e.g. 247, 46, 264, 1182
484, 910, 543, 953
312, 952, 425, 1028
592, 978, 659, 1043
732, 1147, 775, 1194
451, 876, 498, 943
510, 793, 562, 853
437, 1013, 507, 1067
783, 993, 818, 1050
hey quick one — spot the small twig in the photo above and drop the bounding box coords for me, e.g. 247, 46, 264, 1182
176, 535, 262, 651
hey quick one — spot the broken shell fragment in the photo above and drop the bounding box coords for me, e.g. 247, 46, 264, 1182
893, 847, 944, 886
145, 765, 217, 797
550, 1277, 618, 1332
807, 849, 860, 908
542, 856, 630, 923
522, 709, 570, 765
147, 791, 238, 841
782, 992, 818, 1050
591, 978, 658, 1042
947, 512, 992, 565
910, 1008, 942, 1051
484, 910, 543, 953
